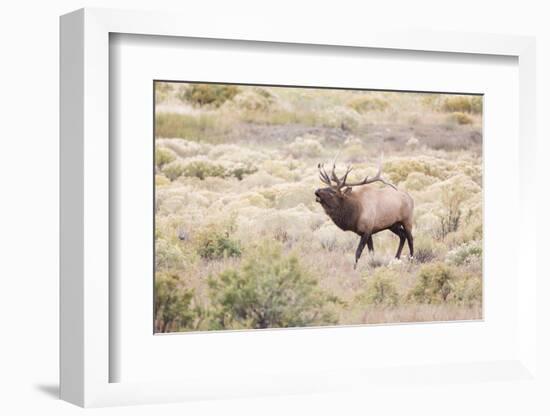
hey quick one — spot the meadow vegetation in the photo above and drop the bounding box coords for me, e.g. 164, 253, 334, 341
154, 82, 483, 332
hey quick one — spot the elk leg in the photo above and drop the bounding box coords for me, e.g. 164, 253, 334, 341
389, 224, 406, 259
403, 223, 414, 257
355, 233, 370, 269
366, 235, 374, 253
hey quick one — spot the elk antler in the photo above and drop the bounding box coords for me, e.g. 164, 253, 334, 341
341, 155, 397, 190
318, 163, 333, 186
317, 154, 397, 191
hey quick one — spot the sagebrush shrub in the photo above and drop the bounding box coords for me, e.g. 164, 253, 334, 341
314, 224, 347, 252
155, 147, 176, 169
182, 160, 227, 180
446, 240, 482, 266
181, 84, 240, 107
313, 223, 356, 252
160, 138, 210, 158
447, 112, 473, 125
341, 142, 368, 163
231, 88, 274, 111
402, 172, 438, 191
384, 158, 446, 183
162, 161, 186, 181
166, 156, 256, 182
155, 238, 186, 270
321, 106, 361, 130
207, 144, 266, 165
228, 163, 258, 180
410, 262, 455, 303
286, 135, 324, 158
452, 276, 482, 307
207, 242, 339, 329
361, 268, 399, 307
348, 95, 389, 113
260, 159, 300, 181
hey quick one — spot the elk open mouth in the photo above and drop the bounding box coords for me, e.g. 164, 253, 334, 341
314, 190, 322, 203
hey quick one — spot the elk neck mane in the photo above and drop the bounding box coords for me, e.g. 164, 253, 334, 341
323, 195, 361, 232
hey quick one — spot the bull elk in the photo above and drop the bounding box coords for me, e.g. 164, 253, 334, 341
315, 157, 414, 268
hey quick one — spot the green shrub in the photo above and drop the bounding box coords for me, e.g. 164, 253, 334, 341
180, 84, 240, 107
348, 95, 389, 113
228, 163, 258, 180
447, 112, 473, 125
452, 276, 482, 307
154, 272, 198, 332
410, 262, 455, 303
361, 268, 399, 307
195, 223, 241, 260
441, 96, 482, 114
207, 242, 339, 329
162, 161, 185, 181
446, 241, 482, 266
155, 147, 176, 169
182, 160, 227, 180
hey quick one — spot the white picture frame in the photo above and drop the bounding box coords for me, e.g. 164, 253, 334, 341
60, 7, 538, 408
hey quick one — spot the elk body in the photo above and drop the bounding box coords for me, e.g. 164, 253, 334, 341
315, 159, 414, 268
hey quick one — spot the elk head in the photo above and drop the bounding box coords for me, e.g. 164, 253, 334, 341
314, 156, 396, 211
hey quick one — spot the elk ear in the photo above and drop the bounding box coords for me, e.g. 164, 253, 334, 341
343, 187, 352, 195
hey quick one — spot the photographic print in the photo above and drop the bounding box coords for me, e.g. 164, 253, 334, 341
154, 82, 483, 333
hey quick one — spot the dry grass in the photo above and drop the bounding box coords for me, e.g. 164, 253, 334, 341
359, 304, 482, 325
